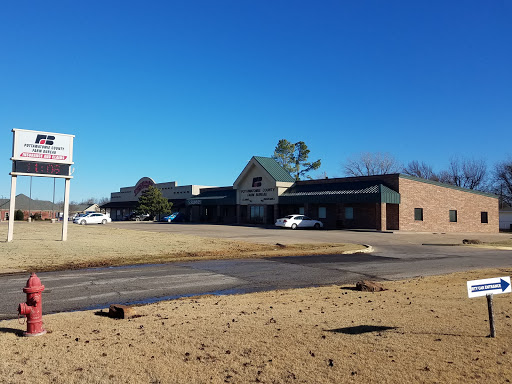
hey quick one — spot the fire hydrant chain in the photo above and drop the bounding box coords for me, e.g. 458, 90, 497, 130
18, 272, 46, 337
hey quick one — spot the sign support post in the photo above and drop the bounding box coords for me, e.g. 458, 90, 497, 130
7, 175, 17, 242
467, 276, 511, 338
62, 178, 71, 241
486, 294, 496, 338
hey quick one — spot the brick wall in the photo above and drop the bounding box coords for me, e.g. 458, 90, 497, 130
398, 177, 498, 233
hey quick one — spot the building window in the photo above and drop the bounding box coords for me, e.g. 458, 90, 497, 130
318, 207, 327, 219
414, 208, 423, 221
345, 207, 354, 220
299, 207, 305, 215
449, 210, 457, 223
481, 211, 488, 224
250, 206, 264, 223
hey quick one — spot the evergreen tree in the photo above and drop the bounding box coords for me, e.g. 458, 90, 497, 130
14, 209, 24, 221
272, 139, 321, 180
136, 185, 172, 219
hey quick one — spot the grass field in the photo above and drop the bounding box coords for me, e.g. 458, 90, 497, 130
1, 221, 511, 383
0, 222, 366, 274
0, 268, 511, 383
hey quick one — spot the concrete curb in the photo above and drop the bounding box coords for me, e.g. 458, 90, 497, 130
343, 244, 374, 254
422, 243, 461, 246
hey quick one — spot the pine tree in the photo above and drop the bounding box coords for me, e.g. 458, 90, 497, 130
136, 185, 172, 220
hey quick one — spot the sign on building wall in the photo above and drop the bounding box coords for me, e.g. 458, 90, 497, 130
239, 176, 278, 205
134, 177, 155, 197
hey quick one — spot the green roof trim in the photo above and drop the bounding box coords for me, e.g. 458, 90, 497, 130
398, 174, 498, 199
279, 182, 400, 205
253, 156, 295, 183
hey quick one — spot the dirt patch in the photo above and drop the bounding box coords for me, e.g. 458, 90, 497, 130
0, 222, 366, 274
1, 268, 511, 383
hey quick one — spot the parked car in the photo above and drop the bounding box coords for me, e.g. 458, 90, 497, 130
73, 212, 112, 225
71, 213, 88, 221
124, 212, 151, 221
275, 214, 323, 230
162, 212, 185, 223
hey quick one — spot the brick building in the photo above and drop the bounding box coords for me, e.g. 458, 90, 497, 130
187, 157, 498, 233
0, 194, 58, 221
277, 173, 497, 233
103, 156, 499, 233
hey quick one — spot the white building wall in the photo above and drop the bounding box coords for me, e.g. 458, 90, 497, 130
499, 209, 512, 230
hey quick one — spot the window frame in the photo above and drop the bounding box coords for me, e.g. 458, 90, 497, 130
481, 211, 488, 224
449, 210, 457, 223
414, 208, 423, 221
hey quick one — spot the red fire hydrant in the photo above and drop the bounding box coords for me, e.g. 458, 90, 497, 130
18, 272, 46, 337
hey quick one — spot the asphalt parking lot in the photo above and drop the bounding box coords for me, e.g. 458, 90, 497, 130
109, 221, 511, 250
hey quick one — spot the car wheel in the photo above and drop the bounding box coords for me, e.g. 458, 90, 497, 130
80, 220, 86, 225
291, 223, 297, 230
314, 223, 321, 230
102, 219, 107, 225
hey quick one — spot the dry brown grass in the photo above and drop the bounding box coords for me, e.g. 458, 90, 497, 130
0, 222, 366, 274
0, 268, 511, 383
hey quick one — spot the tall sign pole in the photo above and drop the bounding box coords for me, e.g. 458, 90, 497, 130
7, 128, 75, 242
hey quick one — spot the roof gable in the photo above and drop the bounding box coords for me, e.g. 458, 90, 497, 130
234, 156, 294, 188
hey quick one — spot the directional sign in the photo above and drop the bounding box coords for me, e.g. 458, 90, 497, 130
467, 276, 511, 298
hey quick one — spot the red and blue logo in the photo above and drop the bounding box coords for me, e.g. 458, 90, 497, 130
35, 135, 55, 145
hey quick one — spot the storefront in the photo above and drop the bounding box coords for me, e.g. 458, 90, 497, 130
103, 156, 499, 232
233, 156, 294, 225
102, 177, 215, 221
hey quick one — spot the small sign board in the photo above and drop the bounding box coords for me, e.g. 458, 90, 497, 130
12, 128, 74, 164
467, 276, 511, 298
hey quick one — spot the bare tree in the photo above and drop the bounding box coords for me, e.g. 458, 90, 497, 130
344, 152, 401, 176
439, 157, 487, 190
494, 159, 512, 206
403, 161, 439, 180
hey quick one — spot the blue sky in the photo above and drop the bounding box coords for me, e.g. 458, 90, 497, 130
1, 1, 510, 202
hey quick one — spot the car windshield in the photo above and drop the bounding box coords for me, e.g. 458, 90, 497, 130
284, 215, 295, 219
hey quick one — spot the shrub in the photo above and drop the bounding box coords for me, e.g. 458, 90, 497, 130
14, 209, 24, 221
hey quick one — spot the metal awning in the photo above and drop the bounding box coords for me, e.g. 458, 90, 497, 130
186, 189, 236, 206
279, 182, 400, 204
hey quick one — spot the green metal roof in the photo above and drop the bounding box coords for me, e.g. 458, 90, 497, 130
279, 181, 400, 205
253, 156, 295, 182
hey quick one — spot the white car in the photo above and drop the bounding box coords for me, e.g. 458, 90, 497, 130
74, 213, 112, 225
275, 215, 323, 230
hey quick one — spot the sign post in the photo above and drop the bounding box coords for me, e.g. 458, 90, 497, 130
467, 276, 511, 338
7, 129, 75, 242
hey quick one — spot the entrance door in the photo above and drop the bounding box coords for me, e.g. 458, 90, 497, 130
249, 205, 264, 224
266, 205, 274, 225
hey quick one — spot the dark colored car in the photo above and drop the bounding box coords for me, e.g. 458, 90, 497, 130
162, 212, 185, 223
124, 212, 151, 221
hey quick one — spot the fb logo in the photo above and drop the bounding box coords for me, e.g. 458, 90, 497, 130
252, 177, 262, 187
35, 135, 55, 145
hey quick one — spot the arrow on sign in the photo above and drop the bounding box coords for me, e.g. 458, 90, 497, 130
467, 276, 512, 298
471, 279, 510, 294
